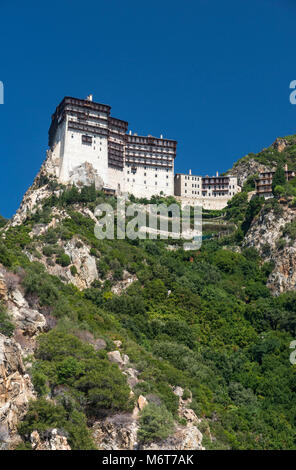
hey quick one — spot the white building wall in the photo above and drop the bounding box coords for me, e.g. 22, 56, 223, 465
108, 166, 125, 193
176, 195, 232, 210
124, 164, 174, 198
53, 115, 109, 186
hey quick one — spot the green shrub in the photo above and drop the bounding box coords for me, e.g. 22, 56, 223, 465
70, 265, 78, 276
33, 330, 133, 418
18, 398, 95, 450
138, 403, 174, 443
56, 253, 71, 267
0, 304, 14, 337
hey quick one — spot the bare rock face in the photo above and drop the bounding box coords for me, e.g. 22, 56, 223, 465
92, 413, 138, 450
30, 429, 71, 450
107, 350, 128, 367
63, 238, 98, 289
272, 137, 288, 153
142, 424, 204, 451
9, 150, 104, 228
69, 162, 104, 190
137, 395, 148, 411
11, 185, 55, 227
243, 202, 296, 294
0, 274, 8, 302
0, 334, 35, 449
111, 271, 137, 295
8, 289, 46, 347
26, 237, 99, 290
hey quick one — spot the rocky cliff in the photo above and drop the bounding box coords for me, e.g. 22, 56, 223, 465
243, 200, 296, 294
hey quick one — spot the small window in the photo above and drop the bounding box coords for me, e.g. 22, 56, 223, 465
82, 135, 92, 145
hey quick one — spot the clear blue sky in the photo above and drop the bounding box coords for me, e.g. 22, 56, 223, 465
1, 0, 296, 217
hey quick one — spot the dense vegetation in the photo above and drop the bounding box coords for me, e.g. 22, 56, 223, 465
2, 182, 296, 449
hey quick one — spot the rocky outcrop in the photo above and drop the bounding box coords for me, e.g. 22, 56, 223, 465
30, 429, 71, 450
243, 202, 296, 294
272, 137, 288, 153
142, 424, 204, 450
10, 149, 104, 228
107, 350, 129, 368
111, 271, 137, 295
93, 413, 138, 450
92, 377, 205, 451
0, 334, 35, 450
25, 236, 99, 290
226, 158, 271, 187
8, 288, 46, 351
68, 162, 104, 190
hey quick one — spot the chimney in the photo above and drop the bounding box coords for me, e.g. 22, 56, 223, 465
129, 130, 132, 135
189, 169, 192, 175
160, 134, 163, 139
216, 171, 219, 177
86, 94, 93, 102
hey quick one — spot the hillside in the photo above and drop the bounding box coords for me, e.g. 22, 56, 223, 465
2, 139, 296, 450
226, 134, 296, 187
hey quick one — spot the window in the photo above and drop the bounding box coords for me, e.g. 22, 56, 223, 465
82, 135, 92, 145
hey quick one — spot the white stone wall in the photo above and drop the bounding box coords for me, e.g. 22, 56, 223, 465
176, 195, 232, 210
108, 166, 125, 193
124, 164, 174, 198
52, 114, 109, 186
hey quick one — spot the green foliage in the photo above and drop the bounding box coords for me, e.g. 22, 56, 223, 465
283, 220, 296, 241
33, 330, 133, 417
241, 196, 264, 235
0, 303, 14, 337
272, 166, 286, 194
0, 215, 7, 228
138, 403, 174, 443
18, 398, 95, 450
70, 265, 78, 276
5, 187, 296, 450
56, 253, 71, 267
